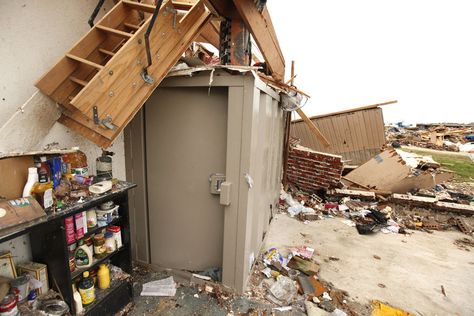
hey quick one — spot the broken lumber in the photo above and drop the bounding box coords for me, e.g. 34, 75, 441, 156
296, 108, 330, 147
329, 188, 376, 200
390, 194, 474, 215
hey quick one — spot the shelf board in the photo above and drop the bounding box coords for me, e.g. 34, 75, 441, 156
67, 217, 121, 246
71, 247, 126, 279
82, 274, 131, 314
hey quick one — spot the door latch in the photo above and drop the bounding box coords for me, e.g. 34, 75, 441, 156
209, 173, 226, 194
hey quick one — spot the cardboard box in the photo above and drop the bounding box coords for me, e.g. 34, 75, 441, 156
16, 262, 49, 295
0, 251, 17, 279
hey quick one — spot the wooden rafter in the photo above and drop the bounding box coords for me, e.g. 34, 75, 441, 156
232, 0, 285, 81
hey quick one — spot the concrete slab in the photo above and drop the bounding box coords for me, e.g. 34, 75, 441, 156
262, 214, 474, 315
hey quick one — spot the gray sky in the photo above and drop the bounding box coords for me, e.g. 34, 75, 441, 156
267, 0, 473, 123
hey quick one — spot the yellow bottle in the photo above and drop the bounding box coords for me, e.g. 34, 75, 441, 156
31, 181, 54, 211
97, 264, 110, 289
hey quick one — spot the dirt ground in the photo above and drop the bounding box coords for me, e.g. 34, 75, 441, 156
261, 214, 474, 315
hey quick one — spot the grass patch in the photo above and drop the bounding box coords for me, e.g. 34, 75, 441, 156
403, 148, 474, 181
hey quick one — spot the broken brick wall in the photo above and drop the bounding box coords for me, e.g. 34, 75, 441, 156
287, 145, 343, 192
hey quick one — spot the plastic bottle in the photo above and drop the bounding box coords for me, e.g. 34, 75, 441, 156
75, 240, 93, 268
38, 156, 50, 183
78, 271, 95, 306
30, 181, 54, 211
72, 284, 83, 314
97, 264, 110, 290
22, 167, 38, 197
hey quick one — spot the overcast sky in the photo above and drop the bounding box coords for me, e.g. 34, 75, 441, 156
267, 0, 473, 124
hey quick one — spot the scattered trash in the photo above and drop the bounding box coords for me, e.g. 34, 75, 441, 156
332, 308, 348, 316
371, 300, 413, 316
322, 292, 332, 301
289, 246, 315, 259
268, 276, 297, 304
441, 285, 447, 297
287, 256, 320, 276
141, 276, 177, 297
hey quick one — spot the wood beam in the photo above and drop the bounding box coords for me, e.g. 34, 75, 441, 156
296, 108, 331, 147
232, 0, 285, 81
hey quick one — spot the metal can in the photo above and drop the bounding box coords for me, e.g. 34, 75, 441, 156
0, 294, 18, 316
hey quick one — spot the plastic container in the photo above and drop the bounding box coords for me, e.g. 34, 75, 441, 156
11, 275, 29, 302
96, 208, 116, 227
78, 271, 95, 306
104, 232, 116, 253
97, 264, 110, 290
38, 156, 50, 183
86, 209, 97, 228
107, 225, 122, 249
22, 167, 38, 197
72, 284, 83, 315
75, 240, 93, 268
31, 181, 54, 211
84, 236, 94, 255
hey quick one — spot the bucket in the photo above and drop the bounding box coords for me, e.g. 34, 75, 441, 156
96, 205, 118, 227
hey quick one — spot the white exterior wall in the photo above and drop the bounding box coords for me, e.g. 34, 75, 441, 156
0, 1, 126, 263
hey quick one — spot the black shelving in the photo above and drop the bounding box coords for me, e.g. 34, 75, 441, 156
67, 217, 121, 246
71, 247, 126, 280
29, 184, 135, 315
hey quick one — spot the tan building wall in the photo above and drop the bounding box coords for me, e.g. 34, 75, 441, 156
291, 107, 386, 165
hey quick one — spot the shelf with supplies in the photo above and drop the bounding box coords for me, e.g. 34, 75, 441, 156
67, 217, 122, 247
29, 183, 135, 315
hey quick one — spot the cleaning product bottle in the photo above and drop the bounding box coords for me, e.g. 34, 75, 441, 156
78, 271, 95, 306
22, 167, 38, 197
30, 181, 54, 211
97, 264, 110, 289
72, 284, 83, 314
38, 156, 51, 183
75, 240, 93, 268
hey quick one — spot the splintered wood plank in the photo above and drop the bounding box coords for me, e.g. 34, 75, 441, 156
296, 108, 330, 147
233, 0, 285, 81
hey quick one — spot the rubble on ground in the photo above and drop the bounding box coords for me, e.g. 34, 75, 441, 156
386, 124, 474, 153
279, 179, 474, 238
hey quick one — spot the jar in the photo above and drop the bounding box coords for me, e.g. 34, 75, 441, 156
104, 232, 116, 253
107, 225, 122, 249
86, 209, 97, 228
93, 234, 106, 259
0, 294, 18, 316
84, 236, 94, 255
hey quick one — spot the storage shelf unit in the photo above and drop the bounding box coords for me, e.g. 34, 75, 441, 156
29, 183, 136, 315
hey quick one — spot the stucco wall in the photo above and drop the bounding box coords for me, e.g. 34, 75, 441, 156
0, 0, 126, 263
